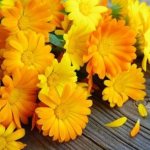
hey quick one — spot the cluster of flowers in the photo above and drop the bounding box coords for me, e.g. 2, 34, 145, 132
0, 0, 149, 149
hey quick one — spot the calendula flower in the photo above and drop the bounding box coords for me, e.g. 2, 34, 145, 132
126, 0, 150, 71
64, 0, 107, 30
2, 31, 54, 74
64, 25, 91, 70
0, 122, 26, 150
102, 64, 146, 107
84, 16, 136, 79
36, 83, 92, 142
0, 0, 15, 10
1, 0, 55, 37
38, 53, 77, 95
0, 68, 38, 128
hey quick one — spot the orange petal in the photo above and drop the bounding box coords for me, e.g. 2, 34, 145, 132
130, 119, 140, 137
138, 104, 148, 117
105, 117, 127, 127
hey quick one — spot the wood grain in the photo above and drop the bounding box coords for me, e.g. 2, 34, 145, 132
22, 71, 150, 150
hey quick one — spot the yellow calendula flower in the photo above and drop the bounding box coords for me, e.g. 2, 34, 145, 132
36, 83, 92, 142
38, 53, 77, 95
0, 0, 15, 10
126, 0, 150, 71
1, 0, 55, 37
2, 31, 54, 74
64, 0, 107, 30
0, 122, 26, 150
0, 68, 38, 128
102, 64, 146, 107
64, 25, 91, 70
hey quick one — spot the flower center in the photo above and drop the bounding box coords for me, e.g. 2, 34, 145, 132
9, 89, 21, 105
18, 15, 30, 30
0, 137, 6, 149
113, 76, 126, 93
21, 50, 34, 66
55, 105, 69, 119
79, 2, 91, 16
98, 37, 114, 56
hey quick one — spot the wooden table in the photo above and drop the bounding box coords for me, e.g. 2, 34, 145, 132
22, 71, 150, 150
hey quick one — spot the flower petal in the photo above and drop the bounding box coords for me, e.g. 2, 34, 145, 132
105, 117, 127, 128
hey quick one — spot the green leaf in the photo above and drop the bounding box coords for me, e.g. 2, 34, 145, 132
110, 4, 122, 19
49, 33, 65, 48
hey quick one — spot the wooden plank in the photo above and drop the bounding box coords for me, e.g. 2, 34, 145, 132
22, 71, 150, 150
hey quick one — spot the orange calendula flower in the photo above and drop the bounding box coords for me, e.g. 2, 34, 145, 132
64, 0, 107, 30
1, 0, 55, 37
130, 119, 140, 137
0, 68, 38, 128
84, 16, 136, 79
2, 31, 54, 74
102, 64, 146, 107
105, 117, 127, 128
36, 83, 92, 142
0, 122, 26, 150
138, 104, 148, 117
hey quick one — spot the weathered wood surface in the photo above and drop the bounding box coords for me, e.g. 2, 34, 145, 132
22, 71, 150, 150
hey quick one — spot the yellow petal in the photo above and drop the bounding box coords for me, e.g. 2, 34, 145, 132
6, 129, 25, 141
0, 125, 5, 136
138, 104, 148, 117
130, 119, 140, 137
3, 122, 16, 137
105, 117, 127, 127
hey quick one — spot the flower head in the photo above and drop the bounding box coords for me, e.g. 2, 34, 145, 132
2, 31, 54, 74
0, 68, 38, 128
125, 0, 150, 71
1, 0, 55, 37
36, 83, 92, 142
64, 25, 91, 70
84, 16, 136, 79
0, 122, 26, 150
102, 64, 146, 107
38, 53, 77, 95
64, 0, 107, 30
